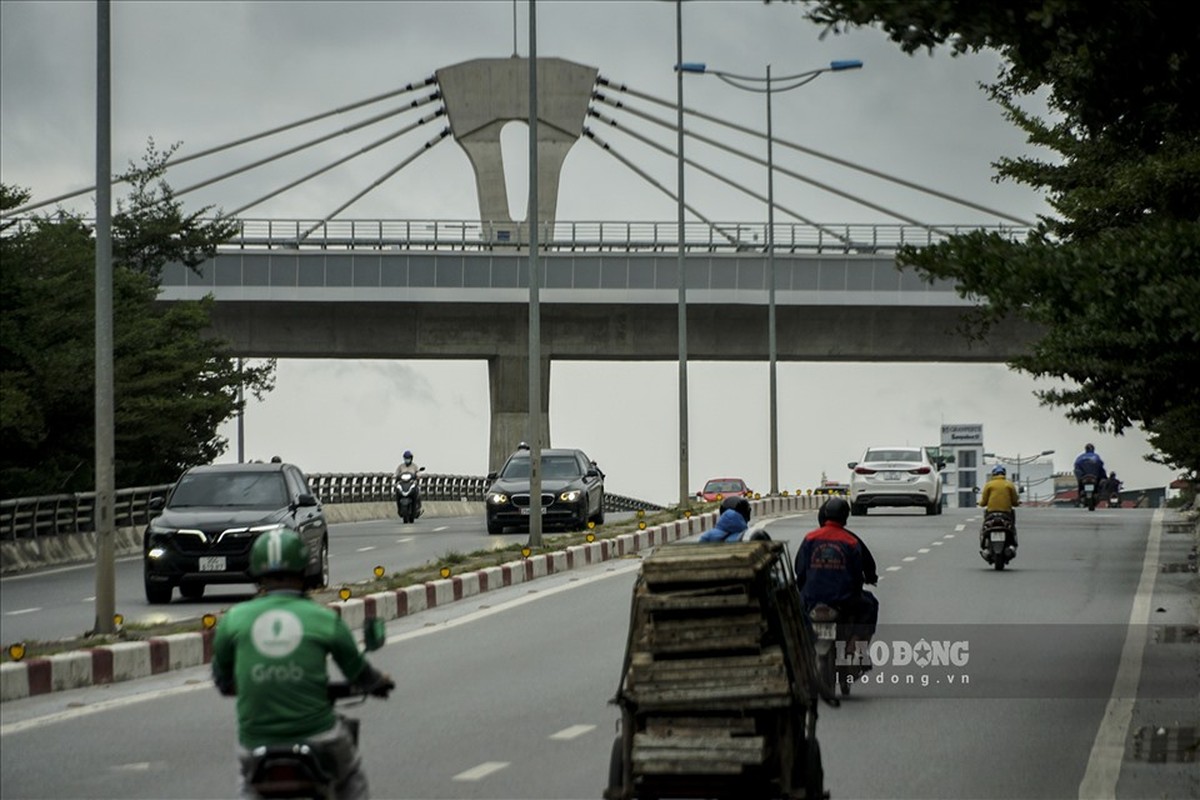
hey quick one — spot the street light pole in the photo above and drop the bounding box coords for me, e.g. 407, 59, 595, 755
676, 58, 862, 497
675, 0, 690, 510
765, 64, 778, 495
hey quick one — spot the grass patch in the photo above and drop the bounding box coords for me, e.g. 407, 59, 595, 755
2, 505, 703, 664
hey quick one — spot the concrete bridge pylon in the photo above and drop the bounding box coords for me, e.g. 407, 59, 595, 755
436, 57, 598, 241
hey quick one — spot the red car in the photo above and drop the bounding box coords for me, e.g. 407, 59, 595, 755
696, 477, 752, 502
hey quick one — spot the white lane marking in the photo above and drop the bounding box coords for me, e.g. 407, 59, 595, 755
917, 548, 930, 554
549, 724, 596, 741
0, 555, 141, 582
944, 534, 956, 539
902, 556, 917, 562
885, 566, 902, 572
453, 761, 510, 781
931, 541, 944, 546
396, 537, 414, 544
356, 546, 376, 553
954, 524, 966, 531
1, 682, 209, 736
111, 762, 153, 772
1078, 509, 1165, 799
4, 607, 41, 616
433, 526, 449, 532
81, 596, 95, 602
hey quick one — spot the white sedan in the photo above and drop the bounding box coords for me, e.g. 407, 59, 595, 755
847, 446, 944, 516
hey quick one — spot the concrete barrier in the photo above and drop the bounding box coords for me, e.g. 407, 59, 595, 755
0, 495, 820, 702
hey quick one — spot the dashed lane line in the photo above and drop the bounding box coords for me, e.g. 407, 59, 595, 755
453, 762, 510, 781
3, 607, 41, 616
954, 524, 966, 531
931, 541, 944, 546
549, 724, 596, 741
885, 566, 902, 572
917, 548, 930, 553
902, 556, 917, 562
356, 546, 377, 553
396, 537, 414, 543
433, 526, 449, 532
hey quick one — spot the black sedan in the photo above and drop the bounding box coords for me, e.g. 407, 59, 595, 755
485, 448, 605, 535
142, 462, 329, 603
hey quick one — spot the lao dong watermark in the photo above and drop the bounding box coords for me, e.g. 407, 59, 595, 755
836, 638, 970, 668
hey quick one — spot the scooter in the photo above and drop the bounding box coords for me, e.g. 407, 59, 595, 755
394, 466, 425, 524
1080, 476, 1098, 511
980, 511, 1016, 571
244, 618, 392, 800
809, 603, 867, 700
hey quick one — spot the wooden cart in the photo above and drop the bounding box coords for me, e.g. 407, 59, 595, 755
605, 540, 827, 800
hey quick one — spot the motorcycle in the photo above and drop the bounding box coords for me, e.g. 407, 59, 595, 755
980, 511, 1016, 571
244, 618, 391, 800
1080, 476, 1098, 511
394, 466, 425, 523
809, 603, 868, 700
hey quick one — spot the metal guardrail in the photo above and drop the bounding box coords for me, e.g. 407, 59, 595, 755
0, 473, 663, 542
2, 217, 1032, 255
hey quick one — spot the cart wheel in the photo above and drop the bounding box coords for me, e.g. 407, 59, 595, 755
804, 738, 824, 800
605, 735, 626, 800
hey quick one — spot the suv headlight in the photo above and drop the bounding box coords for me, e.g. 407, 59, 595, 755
248, 522, 286, 533
487, 492, 508, 505
559, 490, 582, 502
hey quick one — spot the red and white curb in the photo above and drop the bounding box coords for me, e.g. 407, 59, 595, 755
1, 496, 814, 702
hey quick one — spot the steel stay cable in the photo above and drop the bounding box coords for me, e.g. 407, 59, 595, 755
580, 128, 744, 248
298, 129, 452, 241
171, 93, 443, 202
229, 108, 446, 217
588, 106, 852, 246
0, 77, 439, 218
596, 76, 1034, 226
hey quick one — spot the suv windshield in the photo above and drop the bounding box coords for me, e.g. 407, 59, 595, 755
864, 449, 923, 463
501, 455, 583, 480
170, 472, 288, 508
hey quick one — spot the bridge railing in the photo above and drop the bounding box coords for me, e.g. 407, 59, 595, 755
0, 473, 663, 542
219, 219, 1031, 254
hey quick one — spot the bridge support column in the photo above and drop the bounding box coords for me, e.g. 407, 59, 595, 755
488, 355, 550, 472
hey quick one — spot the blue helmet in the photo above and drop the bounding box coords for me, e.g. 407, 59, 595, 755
991, 465, 1007, 476
403, 450, 413, 459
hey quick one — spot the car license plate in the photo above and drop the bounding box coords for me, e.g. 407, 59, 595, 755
990, 531, 1006, 543
519, 507, 546, 515
199, 556, 226, 572
813, 623, 837, 640
882, 471, 901, 481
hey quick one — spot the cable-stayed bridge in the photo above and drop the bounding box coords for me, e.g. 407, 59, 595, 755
4, 57, 1038, 469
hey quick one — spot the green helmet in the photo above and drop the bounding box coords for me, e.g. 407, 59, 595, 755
249, 527, 309, 578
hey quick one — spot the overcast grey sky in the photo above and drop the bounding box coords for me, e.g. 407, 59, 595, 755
1, 1, 1178, 504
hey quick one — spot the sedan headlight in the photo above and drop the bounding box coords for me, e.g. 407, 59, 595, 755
559, 490, 582, 503
248, 522, 286, 533
147, 546, 167, 559
487, 492, 509, 505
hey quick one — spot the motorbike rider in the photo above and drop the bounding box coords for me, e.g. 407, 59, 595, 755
1102, 471, 1123, 504
1073, 443, 1107, 506
699, 496, 751, 542
978, 464, 1020, 552
212, 527, 394, 799
395, 450, 422, 517
795, 497, 879, 642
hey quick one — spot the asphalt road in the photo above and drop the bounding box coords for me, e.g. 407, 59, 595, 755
0, 512, 615, 645
1, 506, 1186, 799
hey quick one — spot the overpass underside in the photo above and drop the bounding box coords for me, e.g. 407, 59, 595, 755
201, 299, 1037, 470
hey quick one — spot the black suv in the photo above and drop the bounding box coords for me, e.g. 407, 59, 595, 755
143, 462, 329, 603
485, 448, 605, 535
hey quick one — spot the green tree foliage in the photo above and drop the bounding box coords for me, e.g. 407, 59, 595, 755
796, 0, 1200, 477
0, 148, 274, 497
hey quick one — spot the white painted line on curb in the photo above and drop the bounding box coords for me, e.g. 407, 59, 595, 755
1077, 508, 1165, 800
886, 566, 902, 572
4, 607, 41, 616
549, 724, 596, 741
453, 762, 509, 781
